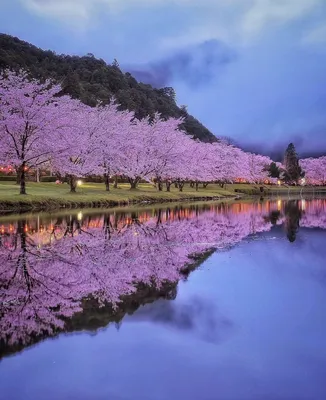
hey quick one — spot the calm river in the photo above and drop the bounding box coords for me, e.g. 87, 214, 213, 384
1, 198, 326, 400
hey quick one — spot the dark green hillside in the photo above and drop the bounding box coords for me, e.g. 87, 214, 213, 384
0, 33, 217, 143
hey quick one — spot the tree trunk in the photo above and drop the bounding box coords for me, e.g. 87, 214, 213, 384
69, 176, 77, 193
20, 164, 27, 195
195, 181, 199, 191
113, 175, 118, 189
157, 177, 163, 191
203, 182, 209, 188
156, 209, 162, 225
36, 167, 40, 183
129, 177, 139, 190
104, 173, 110, 192
190, 181, 195, 188
16, 167, 21, 185
174, 182, 178, 188
18, 220, 29, 285
178, 181, 184, 192
166, 180, 171, 192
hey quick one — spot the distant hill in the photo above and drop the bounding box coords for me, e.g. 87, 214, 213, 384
0, 33, 217, 143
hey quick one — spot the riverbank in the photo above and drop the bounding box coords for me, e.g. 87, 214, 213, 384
231, 183, 326, 196
0, 181, 237, 212
1, 181, 326, 212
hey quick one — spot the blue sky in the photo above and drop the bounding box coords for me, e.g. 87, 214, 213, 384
1, 0, 326, 157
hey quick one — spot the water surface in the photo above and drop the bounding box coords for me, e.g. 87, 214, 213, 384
1, 198, 326, 400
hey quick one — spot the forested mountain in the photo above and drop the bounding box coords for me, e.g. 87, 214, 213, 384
0, 33, 217, 143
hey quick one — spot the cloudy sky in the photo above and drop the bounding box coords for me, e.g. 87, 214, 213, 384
1, 0, 326, 157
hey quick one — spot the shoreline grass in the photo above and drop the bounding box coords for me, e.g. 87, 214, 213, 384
1, 181, 326, 213
0, 181, 236, 212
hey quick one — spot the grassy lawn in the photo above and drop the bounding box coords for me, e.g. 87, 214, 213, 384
0, 181, 236, 211
1, 181, 325, 212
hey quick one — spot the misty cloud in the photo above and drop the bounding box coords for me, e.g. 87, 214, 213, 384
238, 125, 326, 161
126, 40, 236, 88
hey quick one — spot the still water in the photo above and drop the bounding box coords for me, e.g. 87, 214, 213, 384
1, 198, 326, 400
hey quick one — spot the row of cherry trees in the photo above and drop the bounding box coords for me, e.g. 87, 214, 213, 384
300, 157, 326, 185
0, 69, 283, 194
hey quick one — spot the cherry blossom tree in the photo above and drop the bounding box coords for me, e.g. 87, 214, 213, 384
184, 141, 212, 190
116, 113, 186, 189
300, 157, 326, 185
0, 69, 80, 194
207, 143, 245, 185
246, 153, 272, 183
147, 114, 188, 191
51, 102, 125, 192
89, 102, 135, 191
113, 116, 154, 189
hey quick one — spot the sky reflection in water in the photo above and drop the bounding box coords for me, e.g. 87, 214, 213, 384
1, 198, 326, 400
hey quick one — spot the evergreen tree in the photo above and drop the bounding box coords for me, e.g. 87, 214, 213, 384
283, 143, 305, 184
265, 162, 280, 178
112, 58, 120, 69
180, 105, 188, 116
61, 68, 82, 99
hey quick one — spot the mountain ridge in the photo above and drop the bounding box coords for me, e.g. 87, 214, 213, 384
0, 33, 217, 143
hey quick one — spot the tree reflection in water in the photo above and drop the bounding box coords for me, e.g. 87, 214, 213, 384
284, 201, 303, 243
1, 199, 326, 357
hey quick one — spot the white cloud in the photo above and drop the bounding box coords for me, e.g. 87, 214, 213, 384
21, 0, 325, 47
302, 23, 326, 44
22, 0, 92, 21
241, 0, 321, 36
162, 0, 324, 48
21, 0, 164, 20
